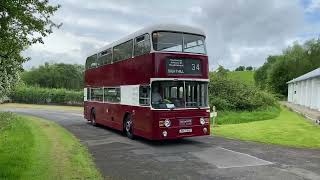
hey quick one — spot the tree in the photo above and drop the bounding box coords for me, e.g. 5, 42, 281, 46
22, 63, 84, 90
254, 56, 278, 89
246, 66, 253, 71
266, 57, 291, 95
216, 65, 229, 77
0, 0, 61, 98
235, 66, 245, 71
254, 39, 320, 96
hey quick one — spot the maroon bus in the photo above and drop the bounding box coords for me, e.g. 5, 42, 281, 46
84, 24, 210, 140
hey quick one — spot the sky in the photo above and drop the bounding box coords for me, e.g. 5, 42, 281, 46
23, 0, 320, 70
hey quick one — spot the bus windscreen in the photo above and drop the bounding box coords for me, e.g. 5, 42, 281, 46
151, 81, 208, 109
152, 31, 206, 54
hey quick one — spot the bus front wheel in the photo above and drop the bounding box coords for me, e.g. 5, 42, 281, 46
91, 109, 97, 126
124, 114, 134, 139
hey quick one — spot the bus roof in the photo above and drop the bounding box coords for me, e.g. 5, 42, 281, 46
88, 24, 206, 57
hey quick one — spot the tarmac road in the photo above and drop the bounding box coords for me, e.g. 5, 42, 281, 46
3, 108, 320, 180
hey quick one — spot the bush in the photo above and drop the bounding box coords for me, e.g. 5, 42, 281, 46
10, 85, 83, 105
209, 74, 277, 111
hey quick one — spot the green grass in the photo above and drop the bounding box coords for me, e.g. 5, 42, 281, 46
213, 106, 320, 148
228, 71, 255, 86
0, 112, 102, 179
216, 106, 281, 124
0, 103, 83, 112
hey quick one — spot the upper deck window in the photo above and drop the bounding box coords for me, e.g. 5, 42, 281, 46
152, 31, 206, 54
98, 48, 112, 66
85, 54, 97, 70
134, 34, 151, 57
113, 40, 133, 62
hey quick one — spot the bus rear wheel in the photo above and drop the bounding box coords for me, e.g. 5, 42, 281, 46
124, 115, 134, 139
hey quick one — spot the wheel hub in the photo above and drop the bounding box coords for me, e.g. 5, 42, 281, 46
126, 120, 132, 132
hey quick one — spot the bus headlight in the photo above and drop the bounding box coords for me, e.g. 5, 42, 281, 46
164, 119, 171, 127
200, 117, 205, 125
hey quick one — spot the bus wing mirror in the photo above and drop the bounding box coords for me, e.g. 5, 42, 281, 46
210, 106, 217, 118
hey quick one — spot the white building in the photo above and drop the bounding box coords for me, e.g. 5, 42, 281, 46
287, 68, 320, 111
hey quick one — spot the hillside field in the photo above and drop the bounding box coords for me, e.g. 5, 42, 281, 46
228, 71, 255, 86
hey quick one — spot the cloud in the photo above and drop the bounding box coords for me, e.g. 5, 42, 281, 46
305, 0, 320, 12
191, 0, 306, 69
24, 0, 319, 70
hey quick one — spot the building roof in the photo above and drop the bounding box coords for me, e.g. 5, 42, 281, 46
88, 24, 206, 57
287, 67, 320, 84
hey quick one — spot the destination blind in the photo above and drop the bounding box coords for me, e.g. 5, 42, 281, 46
166, 58, 202, 75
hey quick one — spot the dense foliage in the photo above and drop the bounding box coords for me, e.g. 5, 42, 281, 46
254, 39, 320, 96
0, 0, 60, 99
209, 73, 277, 111
22, 63, 84, 90
10, 85, 82, 105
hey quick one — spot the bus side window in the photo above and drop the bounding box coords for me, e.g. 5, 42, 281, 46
97, 55, 104, 67
139, 85, 150, 106
87, 88, 91, 101
113, 40, 133, 62
91, 88, 103, 102
134, 34, 151, 57
104, 87, 121, 103
85, 54, 97, 70
100, 48, 112, 65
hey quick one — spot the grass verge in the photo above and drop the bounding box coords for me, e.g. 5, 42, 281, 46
0, 112, 102, 179
212, 106, 320, 148
0, 103, 82, 112
216, 106, 281, 124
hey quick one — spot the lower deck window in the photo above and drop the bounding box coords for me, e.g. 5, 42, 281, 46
91, 88, 103, 101
104, 88, 121, 103
87, 87, 120, 103
139, 85, 150, 106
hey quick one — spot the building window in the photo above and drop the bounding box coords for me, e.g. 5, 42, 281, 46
90, 88, 103, 101
113, 40, 133, 62
139, 85, 150, 106
104, 87, 121, 103
134, 34, 151, 57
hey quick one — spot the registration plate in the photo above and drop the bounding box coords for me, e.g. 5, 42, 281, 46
179, 129, 192, 133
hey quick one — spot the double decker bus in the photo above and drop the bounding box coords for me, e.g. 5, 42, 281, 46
84, 24, 210, 140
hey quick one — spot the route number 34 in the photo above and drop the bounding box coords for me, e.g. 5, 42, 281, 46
192, 64, 200, 71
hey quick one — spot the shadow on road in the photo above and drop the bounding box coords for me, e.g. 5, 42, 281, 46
93, 122, 208, 147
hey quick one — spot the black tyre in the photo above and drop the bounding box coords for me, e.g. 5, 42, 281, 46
91, 109, 97, 126
124, 114, 134, 139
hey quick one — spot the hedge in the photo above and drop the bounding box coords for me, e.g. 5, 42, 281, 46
10, 85, 83, 106
209, 74, 277, 111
